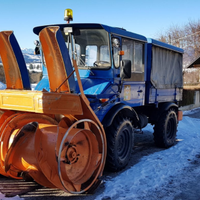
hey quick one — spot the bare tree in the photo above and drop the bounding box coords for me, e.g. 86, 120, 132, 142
157, 20, 200, 66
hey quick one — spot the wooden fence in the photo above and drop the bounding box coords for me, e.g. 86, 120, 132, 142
180, 89, 200, 110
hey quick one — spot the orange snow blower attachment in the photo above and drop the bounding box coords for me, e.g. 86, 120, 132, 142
0, 27, 106, 194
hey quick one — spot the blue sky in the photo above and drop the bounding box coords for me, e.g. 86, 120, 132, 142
0, 0, 200, 49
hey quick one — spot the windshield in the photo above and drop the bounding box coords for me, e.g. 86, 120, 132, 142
63, 28, 111, 69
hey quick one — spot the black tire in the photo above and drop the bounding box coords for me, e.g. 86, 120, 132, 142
105, 115, 134, 172
153, 109, 177, 148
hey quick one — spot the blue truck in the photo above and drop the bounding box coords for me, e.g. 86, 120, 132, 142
33, 22, 183, 172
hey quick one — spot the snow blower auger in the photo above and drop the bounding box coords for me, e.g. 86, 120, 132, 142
0, 27, 106, 194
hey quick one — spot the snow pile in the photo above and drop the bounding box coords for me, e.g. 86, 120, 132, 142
96, 115, 200, 200
0, 83, 37, 90
0, 82, 6, 90
23, 53, 41, 64
183, 107, 200, 116
31, 83, 37, 90
28, 68, 42, 73
21, 48, 34, 54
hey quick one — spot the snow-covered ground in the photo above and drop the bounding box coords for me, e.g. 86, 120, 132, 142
0, 108, 199, 200
96, 108, 200, 200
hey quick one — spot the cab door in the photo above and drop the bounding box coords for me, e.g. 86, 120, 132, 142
120, 38, 145, 106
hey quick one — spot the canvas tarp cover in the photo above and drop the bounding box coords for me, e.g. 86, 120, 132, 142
151, 46, 183, 89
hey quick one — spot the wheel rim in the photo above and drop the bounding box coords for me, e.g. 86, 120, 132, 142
166, 114, 176, 139
117, 124, 131, 160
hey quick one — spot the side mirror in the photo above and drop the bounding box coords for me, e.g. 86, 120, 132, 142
120, 60, 131, 79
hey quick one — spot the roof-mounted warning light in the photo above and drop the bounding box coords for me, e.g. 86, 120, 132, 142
64, 9, 73, 24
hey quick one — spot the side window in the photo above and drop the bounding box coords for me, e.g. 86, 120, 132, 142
122, 38, 144, 81
85, 45, 97, 66
134, 42, 144, 73
65, 41, 80, 65
122, 39, 134, 71
113, 47, 120, 67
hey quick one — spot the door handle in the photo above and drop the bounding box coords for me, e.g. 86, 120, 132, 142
137, 90, 143, 93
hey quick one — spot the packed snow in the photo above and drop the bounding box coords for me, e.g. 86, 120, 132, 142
0, 108, 199, 200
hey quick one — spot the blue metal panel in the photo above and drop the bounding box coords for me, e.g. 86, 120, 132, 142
84, 82, 110, 94
36, 74, 113, 96
94, 102, 117, 122
34, 23, 147, 42
102, 25, 147, 42
147, 38, 184, 53
78, 78, 111, 95
34, 23, 104, 35
149, 88, 183, 103
145, 43, 153, 104
35, 75, 49, 91
93, 100, 121, 122
120, 82, 145, 107
143, 43, 148, 82
78, 68, 113, 79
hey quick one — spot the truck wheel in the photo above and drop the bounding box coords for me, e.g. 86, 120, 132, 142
105, 115, 134, 172
153, 109, 177, 148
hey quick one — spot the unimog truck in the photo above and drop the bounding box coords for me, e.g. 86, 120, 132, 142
0, 9, 183, 194
34, 19, 183, 171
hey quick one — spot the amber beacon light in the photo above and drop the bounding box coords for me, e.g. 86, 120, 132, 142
64, 9, 73, 23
